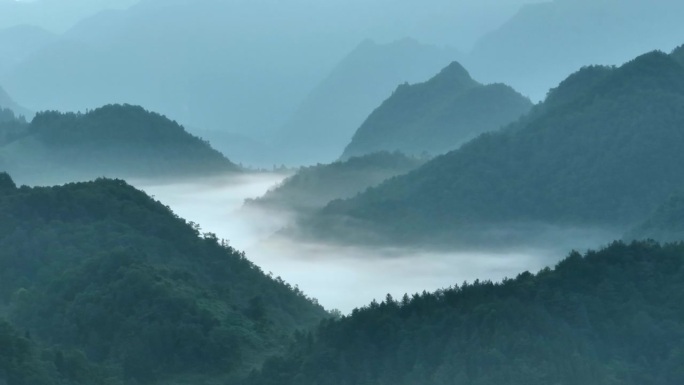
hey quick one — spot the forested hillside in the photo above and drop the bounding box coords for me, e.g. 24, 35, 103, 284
248, 241, 684, 385
246, 152, 424, 216
0, 104, 240, 184
0, 173, 328, 384
341, 62, 531, 159
300, 50, 684, 246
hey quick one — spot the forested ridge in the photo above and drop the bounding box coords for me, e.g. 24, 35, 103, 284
301, 50, 684, 246
248, 241, 684, 385
246, 152, 424, 215
0, 173, 328, 384
341, 61, 531, 159
0, 104, 239, 184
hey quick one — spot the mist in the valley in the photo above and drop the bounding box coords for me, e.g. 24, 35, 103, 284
136, 174, 616, 313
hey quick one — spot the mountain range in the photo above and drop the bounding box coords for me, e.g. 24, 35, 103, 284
296, 49, 684, 247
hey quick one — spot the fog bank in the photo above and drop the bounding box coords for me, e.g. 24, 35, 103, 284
136, 174, 612, 313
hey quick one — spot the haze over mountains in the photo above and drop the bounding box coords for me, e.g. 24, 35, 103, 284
274, 39, 458, 165
341, 61, 532, 159
298, 49, 684, 247
3, 1, 684, 385
468, 0, 684, 101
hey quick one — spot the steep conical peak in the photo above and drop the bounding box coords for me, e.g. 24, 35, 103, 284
425, 61, 478, 90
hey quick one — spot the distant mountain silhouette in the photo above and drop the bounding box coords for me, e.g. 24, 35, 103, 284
341, 61, 531, 159
273, 38, 458, 165
0, 24, 56, 76
298, 50, 684, 247
467, 0, 684, 101
0, 85, 32, 118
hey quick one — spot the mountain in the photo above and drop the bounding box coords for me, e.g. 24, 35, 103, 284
0, 86, 32, 119
341, 61, 532, 159
626, 193, 684, 243
0, 104, 240, 185
247, 241, 684, 385
245, 152, 425, 216
0, 173, 328, 384
296, 50, 684, 247
672, 45, 684, 66
467, 0, 684, 101
0, 25, 56, 77
0, 0, 138, 33
274, 38, 458, 165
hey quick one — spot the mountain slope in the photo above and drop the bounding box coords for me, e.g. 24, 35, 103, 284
247, 241, 684, 385
0, 104, 240, 184
341, 61, 532, 159
274, 38, 458, 165
299, 50, 684, 246
467, 0, 684, 101
0, 173, 328, 384
246, 152, 424, 216
0, 25, 56, 77
0, 85, 32, 119
626, 193, 684, 243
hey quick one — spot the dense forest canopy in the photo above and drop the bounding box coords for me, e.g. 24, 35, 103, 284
247, 241, 684, 385
0, 104, 240, 184
297, 50, 684, 247
0, 173, 328, 384
341, 61, 532, 159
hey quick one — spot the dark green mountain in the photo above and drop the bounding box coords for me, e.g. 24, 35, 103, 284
0, 173, 328, 384
672, 44, 684, 66
299, 50, 684, 247
0, 104, 240, 185
341, 62, 532, 159
626, 193, 684, 243
245, 152, 424, 216
247, 241, 684, 385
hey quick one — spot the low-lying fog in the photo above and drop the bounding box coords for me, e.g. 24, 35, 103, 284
135, 173, 614, 314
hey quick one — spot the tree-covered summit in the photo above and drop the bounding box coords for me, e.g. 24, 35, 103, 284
0, 174, 328, 384
0, 104, 240, 184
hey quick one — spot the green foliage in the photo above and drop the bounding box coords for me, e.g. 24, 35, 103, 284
0, 174, 327, 384
341, 61, 532, 158
248, 241, 684, 385
246, 152, 424, 215
0, 104, 240, 184
306, 50, 684, 246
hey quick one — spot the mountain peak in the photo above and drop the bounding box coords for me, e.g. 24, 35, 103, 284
426, 61, 476, 89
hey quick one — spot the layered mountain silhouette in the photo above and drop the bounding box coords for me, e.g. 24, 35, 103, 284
0, 85, 32, 119
274, 38, 458, 165
467, 0, 684, 101
297, 50, 684, 247
0, 173, 328, 384
341, 61, 531, 159
246, 152, 424, 216
0, 104, 240, 185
